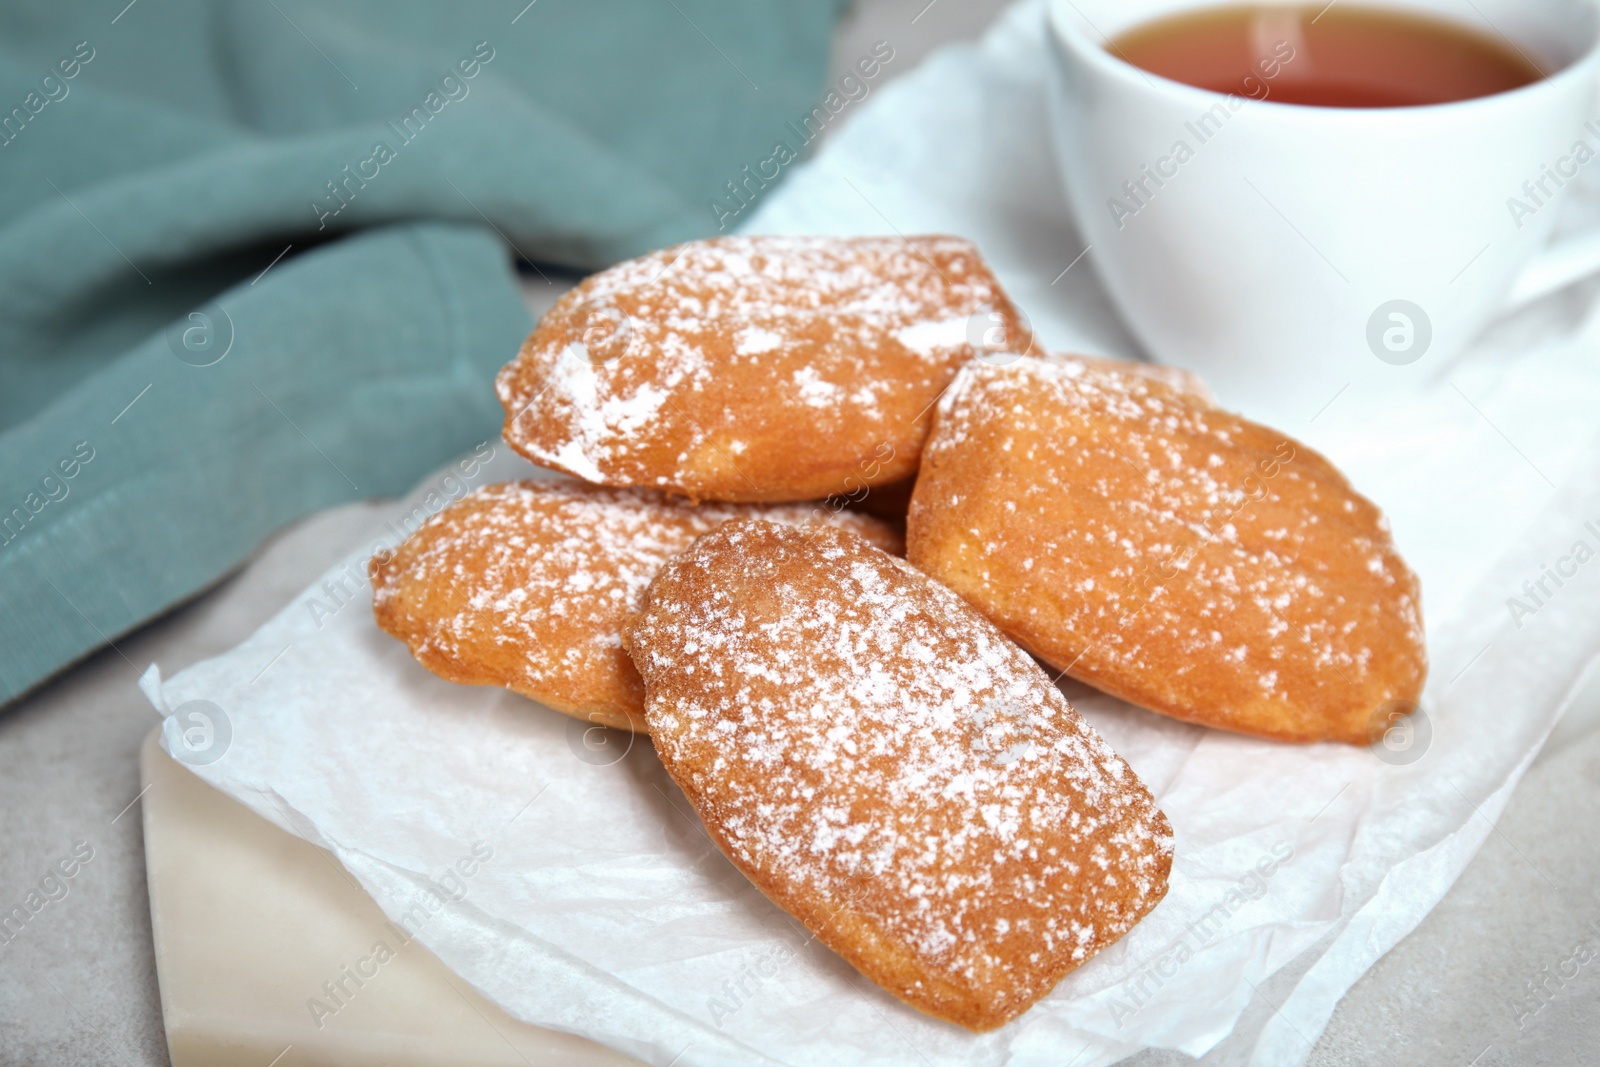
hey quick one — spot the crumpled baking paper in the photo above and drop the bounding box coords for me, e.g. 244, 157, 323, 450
144, 2, 1600, 1063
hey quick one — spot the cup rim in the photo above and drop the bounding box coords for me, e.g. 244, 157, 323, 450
1046, 0, 1600, 117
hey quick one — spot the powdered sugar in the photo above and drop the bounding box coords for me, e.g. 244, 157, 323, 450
495, 235, 1030, 500
893, 316, 970, 357
371, 480, 900, 723
911, 357, 1426, 741
631, 520, 1172, 1024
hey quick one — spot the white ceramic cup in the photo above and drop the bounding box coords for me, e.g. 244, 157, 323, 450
1045, 0, 1600, 418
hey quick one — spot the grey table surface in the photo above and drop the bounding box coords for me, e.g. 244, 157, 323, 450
4, 3, 1599, 1064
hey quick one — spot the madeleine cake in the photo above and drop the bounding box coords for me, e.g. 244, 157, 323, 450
628, 519, 1172, 1030
369, 480, 901, 732
495, 235, 1033, 503
906, 356, 1426, 744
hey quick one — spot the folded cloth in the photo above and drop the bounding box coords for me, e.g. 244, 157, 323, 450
0, 0, 847, 704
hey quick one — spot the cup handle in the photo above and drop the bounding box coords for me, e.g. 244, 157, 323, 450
1504, 225, 1600, 309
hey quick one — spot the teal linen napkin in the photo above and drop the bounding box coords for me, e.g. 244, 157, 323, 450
0, 0, 847, 704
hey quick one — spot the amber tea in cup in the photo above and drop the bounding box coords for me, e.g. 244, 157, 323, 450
1109, 3, 1544, 107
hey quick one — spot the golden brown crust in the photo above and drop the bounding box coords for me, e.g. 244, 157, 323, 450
629, 520, 1173, 1031
369, 480, 902, 732
495, 235, 1032, 503
906, 358, 1426, 744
